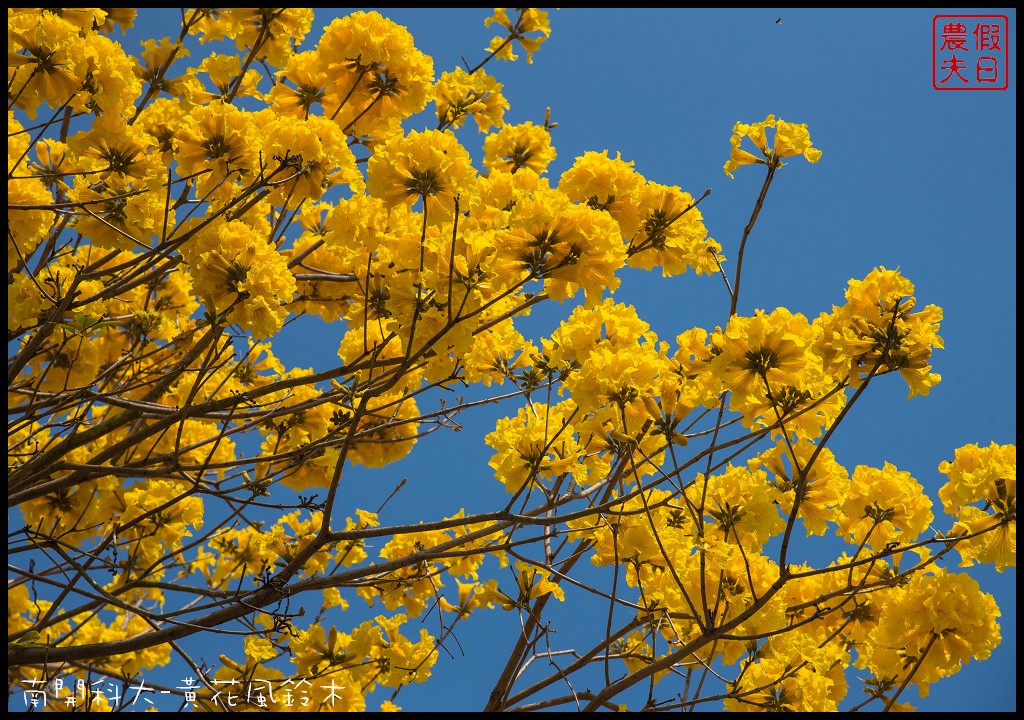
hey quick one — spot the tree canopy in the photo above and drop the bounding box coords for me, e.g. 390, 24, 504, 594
8, 8, 1015, 713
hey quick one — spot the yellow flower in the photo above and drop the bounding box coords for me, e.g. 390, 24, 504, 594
180, 219, 296, 338
40, 8, 108, 31
479, 562, 566, 610
558, 151, 646, 238
133, 97, 187, 160
709, 308, 812, 403
484, 8, 552, 64
753, 440, 849, 536
947, 506, 1016, 572
775, 118, 823, 161
723, 135, 766, 179
173, 101, 256, 199
628, 181, 723, 277
244, 635, 276, 663
724, 633, 844, 711
863, 569, 1001, 698
17, 468, 122, 546
194, 52, 262, 103
67, 113, 158, 179
565, 339, 668, 422
731, 354, 846, 441
347, 392, 421, 469
7, 172, 54, 272
267, 50, 327, 117
691, 465, 786, 548
724, 113, 822, 177
837, 462, 933, 551
191, 8, 314, 68
545, 297, 657, 367
65, 167, 167, 251
73, 32, 142, 118
568, 487, 695, 566
463, 315, 536, 386
8, 11, 85, 118
495, 190, 626, 305
486, 400, 583, 493
938, 442, 1016, 572
256, 111, 363, 203
133, 37, 190, 100
316, 11, 435, 136
434, 67, 509, 132
367, 129, 476, 222
95, 8, 135, 34
464, 165, 546, 236
814, 267, 943, 398
440, 580, 493, 619
483, 121, 556, 175
289, 624, 348, 676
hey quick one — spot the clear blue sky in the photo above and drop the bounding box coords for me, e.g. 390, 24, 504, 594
13, 8, 1016, 713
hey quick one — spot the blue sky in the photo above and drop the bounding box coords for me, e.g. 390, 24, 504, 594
11, 8, 1015, 713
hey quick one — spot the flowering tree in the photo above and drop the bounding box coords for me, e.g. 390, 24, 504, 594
7, 8, 1015, 713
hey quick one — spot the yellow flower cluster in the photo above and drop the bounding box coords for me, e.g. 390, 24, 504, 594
334, 509, 508, 626
483, 121, 557, 174
630, 182, 724, 277
568, 487, 692, 569
815, 266, 943, 397
15, 424, 122, 546
858, 569, 1002, 698
316, 11, 434, 136
559, 151, 646, 236
8, 118, 54, 272
9, 10, 141, 120
486, 400, 585, 494
836, 461, 933, 551
191, 9, 315, 68
180, 219, 297, 338
8, 7, 1011, 713
434, 67, 509, 132
257, 111, 364, 203
174, 100, 258, 201
753, 440, 849, 536
939, 442, 1016, 571
367, 129, 476, 221
476, 561, 566, 609
288, 613, 437, 698
484, 8, 551, 64
496, 186, 627, 304
724, 113, 822, 178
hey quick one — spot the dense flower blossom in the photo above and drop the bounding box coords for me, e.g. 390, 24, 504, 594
8, 11, 87, 118
938, 442, 1016, 572
316, 11, 434, 136
628, 181, 724, 277
367, 129, 476, 221
859, 569, 1001, 698
814, 267, 943, 397
434, 67, 508, 132
190, 9, 314, 68
483, 121, 556, 174
709, 307, 814, 404
558, 150, 646, 238
837, 461, 933, 551
180, 219, 297, 338
6, 8, 1010, 714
